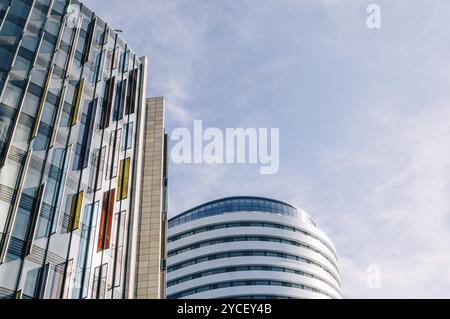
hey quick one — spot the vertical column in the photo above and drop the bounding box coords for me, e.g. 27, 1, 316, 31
135, 97, 166, 299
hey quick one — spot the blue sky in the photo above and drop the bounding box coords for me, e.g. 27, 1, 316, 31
83, 0, 450, 298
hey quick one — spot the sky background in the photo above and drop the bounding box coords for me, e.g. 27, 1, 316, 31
83, 0, 450, 298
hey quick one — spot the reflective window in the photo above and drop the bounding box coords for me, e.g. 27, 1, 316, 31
169, 197, 315, 227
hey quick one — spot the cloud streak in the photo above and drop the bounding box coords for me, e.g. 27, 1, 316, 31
82, 0, 450, 298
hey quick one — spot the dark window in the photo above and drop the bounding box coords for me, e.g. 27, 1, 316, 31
125, 69, 137, 115
82, 18, 96, 64
113, 79, 126, 121
100, 76, 115, 129
77, 98, 97, 169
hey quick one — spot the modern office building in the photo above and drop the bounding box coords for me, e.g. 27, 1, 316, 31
0, 0, 167, 299
167, 196, 341, 299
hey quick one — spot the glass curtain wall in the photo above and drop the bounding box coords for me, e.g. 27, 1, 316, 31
0, 0, 144, 299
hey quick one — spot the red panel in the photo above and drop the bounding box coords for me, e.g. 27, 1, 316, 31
97, 189, 115, 252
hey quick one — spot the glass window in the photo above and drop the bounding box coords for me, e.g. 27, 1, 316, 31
125, 68, 137, 115
122, 121, 133, 150
31, 67, 52, 138
106, 128, 121, 179
119, 50, 129, 73
100, 76, 114, 128
112, 210, 125, 287
71, 78, 84, 126
88, 146, 105, 193
117, 158, 130, 201
113, 79, 125, 121
97, 189, 115, 252
1, 80, 24, 109
75, 97, 97, 170
68, 190, 83, 232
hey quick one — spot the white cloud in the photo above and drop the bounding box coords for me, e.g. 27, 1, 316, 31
318, 99, 450, 298
82, 0, 450, 298
163, 78, 193, 126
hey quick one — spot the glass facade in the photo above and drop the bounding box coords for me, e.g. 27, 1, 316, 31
169, 279, 336, 299
167, 220, 337, 259
167, 197, 341, 299
168, 196, 317, 228
0, 0, 148, 299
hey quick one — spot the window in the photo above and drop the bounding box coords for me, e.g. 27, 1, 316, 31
106, 128, 121, 179
82, 18, 96, 64
71, 78, 84, 126
113, 79, 126, 121
24, 183, 45, 256
46, 261, 69, 299
31, 67, 53, 138
76, 201, 98, 298
93, 50, 105, 83
125, 69, 137, 115
76, 98, 97, 170
100, 76, 115, 129
117, 158, 130, 201
92, 263, 108, 299
89, 146, 105, 193
97, 189, 115, 252
33, 263, 50, 299
68, 190, 83, 232
112, 210, 125, 287
112, 46, 120, 70
122, 122, 133, 150
119, 50, 129, 73
106, 46, 119, 71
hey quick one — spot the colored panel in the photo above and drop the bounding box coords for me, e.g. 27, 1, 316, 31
117, 159, 124, 201
68, 190, 83, 232
71, 78, 84, 126
105, 190, 115, 250
97, 189, 115, 252
117, 157, 130, 201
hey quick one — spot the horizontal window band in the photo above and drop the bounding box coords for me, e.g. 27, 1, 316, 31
168, 220, 337, 260
167, 264, 341, 294
168, 249, 340, 285
168, 235, 338, 272
168, 279, 336, 300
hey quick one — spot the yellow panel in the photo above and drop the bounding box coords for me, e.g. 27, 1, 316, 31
117, 158, 130, 201
71, 78, 85, 126
74, 190, 83, 230
123, 158, 130, 200
117, 159, 124, 201
68, 191, 83, 231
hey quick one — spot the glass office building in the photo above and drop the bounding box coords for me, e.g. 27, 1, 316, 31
167, 197, 341, 299
0, 0, 166, 299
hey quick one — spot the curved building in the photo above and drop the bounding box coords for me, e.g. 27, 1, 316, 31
0, 0, 167, 299
167, 196, 341, 299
